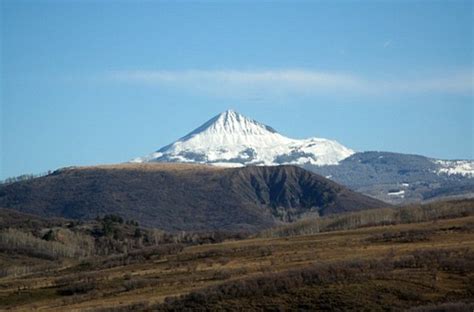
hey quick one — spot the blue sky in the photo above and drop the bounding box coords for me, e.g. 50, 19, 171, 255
1, 0, 473, 178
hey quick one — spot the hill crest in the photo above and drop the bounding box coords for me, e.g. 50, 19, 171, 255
0, 164, 386, 232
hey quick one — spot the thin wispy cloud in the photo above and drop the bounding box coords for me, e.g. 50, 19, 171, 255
107, 69, 473, 98
383, 40, 392, 48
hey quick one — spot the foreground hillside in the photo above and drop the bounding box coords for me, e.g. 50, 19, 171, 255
0, 199, 472, 311
0, 163, 385, 231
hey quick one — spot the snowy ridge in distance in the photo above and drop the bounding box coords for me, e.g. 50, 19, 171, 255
434, 160, 474, 178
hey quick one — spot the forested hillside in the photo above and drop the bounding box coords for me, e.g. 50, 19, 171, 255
0, 164, 386, 231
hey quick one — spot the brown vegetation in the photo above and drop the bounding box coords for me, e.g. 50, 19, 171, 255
0, 200, 472, 311
154, 247, 474, 311
0, 209, 246, 279
260, 198, 474, 238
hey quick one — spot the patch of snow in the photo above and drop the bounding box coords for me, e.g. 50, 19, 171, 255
388, 190, 405, 197
434, 160, 474, 178
210, 162, 245, 168
130, 152, 163, 163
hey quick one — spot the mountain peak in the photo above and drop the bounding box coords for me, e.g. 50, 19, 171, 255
217, 109, 247, 128
218, 109, 249, 122
215, 109, 248, 128
221, 108, 237, 116
178, 110, 277, 141
205, 109, 277, 135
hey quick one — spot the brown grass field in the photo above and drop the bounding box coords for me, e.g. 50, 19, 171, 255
0, 214, 473, 311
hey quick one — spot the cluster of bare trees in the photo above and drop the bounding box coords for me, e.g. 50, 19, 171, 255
0, 212, 252, 279
260, 199, 474, 238
0, 228, 93, 260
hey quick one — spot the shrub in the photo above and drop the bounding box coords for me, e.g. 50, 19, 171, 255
367, 229, 433, 243
57, 282, 97, 296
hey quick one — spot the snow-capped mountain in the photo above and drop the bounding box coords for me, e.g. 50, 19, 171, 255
132, 109, 473, 204
132, 109, 354, 166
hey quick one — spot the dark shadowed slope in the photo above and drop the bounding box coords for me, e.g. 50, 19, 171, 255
0, 163, 387, 232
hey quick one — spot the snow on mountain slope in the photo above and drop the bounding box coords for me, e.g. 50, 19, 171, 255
434, 160, 474, 178
132, 110, 354, 166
